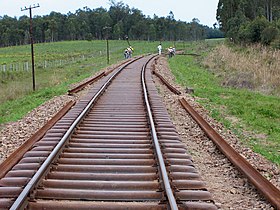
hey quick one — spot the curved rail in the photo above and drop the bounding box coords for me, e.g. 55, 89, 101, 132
68, 71, 106, 95
67, 58, 135, 95
10, 59, 139, 210
142, 60, 178, 210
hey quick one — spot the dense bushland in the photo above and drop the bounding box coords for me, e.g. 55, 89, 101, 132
217, 0, 280, 47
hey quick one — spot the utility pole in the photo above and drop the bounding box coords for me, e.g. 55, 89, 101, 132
103, 26, 111, 64
21, 4, 40, 91
125, 35, 131, 46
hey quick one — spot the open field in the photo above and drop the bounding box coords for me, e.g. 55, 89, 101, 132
0, 40, 178, 124
169, 40, 280, 165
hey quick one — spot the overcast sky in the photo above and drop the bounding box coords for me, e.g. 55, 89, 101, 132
0, 0, 219, 27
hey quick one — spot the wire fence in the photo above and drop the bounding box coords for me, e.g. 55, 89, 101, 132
0, 51, 105, 80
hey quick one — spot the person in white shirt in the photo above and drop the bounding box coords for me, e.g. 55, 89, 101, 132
157, 44, 162, 55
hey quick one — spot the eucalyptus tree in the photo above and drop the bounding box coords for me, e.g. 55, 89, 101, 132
0, 0, 224, 48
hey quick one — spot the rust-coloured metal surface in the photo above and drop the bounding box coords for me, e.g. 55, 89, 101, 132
68, 71, 106, 94
152, 70, 181, 95
179, 97, 280, 209
67, 58, 133, 95
28, 201, 167, 210
0, 56, 217, 209
0, 101, 75, 179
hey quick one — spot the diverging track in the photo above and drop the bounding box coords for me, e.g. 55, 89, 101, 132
0, 56, 217, 209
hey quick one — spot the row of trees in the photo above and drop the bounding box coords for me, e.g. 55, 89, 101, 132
0, 1, 223, 47
217, 0, 280, 47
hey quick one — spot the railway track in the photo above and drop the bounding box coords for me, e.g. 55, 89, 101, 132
0, 56, 217, 209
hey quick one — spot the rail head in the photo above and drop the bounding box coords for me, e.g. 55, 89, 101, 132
141, 56, 178, 210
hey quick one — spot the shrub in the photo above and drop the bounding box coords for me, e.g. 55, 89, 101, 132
261, 26, 279, 45
238, 23, 251, 43
226, 11, 248, 43
247, 17, 270, 43
271, 38, 280, 49
235, 17, 270, 45
85, 33, 93, 41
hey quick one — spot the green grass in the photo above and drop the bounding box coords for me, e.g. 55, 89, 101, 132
0, 40, 174, 65
0, 40, 179, 124
169, 41, 280, 165
0, 87, 63, 124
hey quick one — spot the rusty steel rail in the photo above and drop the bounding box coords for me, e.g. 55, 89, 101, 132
0, 101, 75, 179
152, 70, 181, 95
103, 58, 131, 76
67, 59, 132, 95
142, 61, 178, 210
68, 71, 106, 95
177, 53, 201, 57
179, 98, 280, 209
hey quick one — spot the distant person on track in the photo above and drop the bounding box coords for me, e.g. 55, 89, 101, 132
168, 46, 175, 58
172, 46, 176, 55
157, 44, 162, 55
128, 46, 134, 58
124, 48, 128, 59
124, 46, 134, 59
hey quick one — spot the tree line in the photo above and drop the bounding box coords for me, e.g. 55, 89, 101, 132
0, 1, 224, 47
217, 0, 280, 47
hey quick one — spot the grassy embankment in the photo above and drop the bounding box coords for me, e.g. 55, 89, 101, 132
169, 40, 280, 165
0, 40, 177, 125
